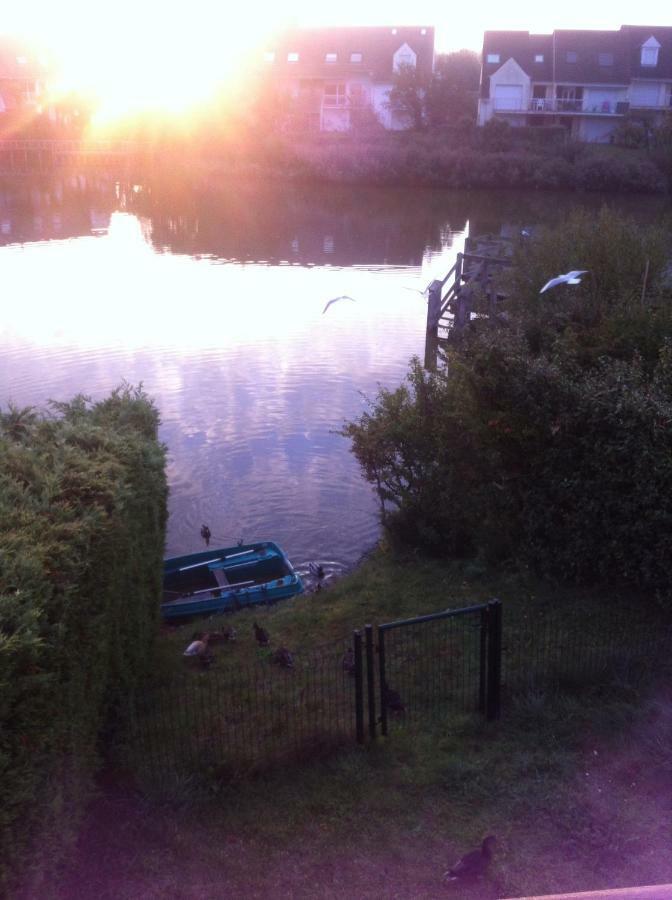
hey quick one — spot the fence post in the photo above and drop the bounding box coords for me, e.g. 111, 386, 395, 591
365, 624, 377, 740
424, 280, 443, 371
486, 599, 503, 720
378, 627, 388, 737
479, 605, 488, 715
354, 630, 364, 744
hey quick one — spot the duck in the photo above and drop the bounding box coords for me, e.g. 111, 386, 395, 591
309, 562, 325, 580
183, 633, 214, 668
443, 835, 497, 881
184, 633, 210, 657
271, 647, 294, 669
208, 626, 237, 644
253, 622, 270, 647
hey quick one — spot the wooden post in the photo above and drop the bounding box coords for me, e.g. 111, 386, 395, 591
424, 279, 443, 370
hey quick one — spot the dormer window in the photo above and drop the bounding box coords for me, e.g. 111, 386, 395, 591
350, 52, 363, 63
325, 53, 338, 64
566, 51, 578, 63
486, 53, 500, 64
599, 53, 614, 66
287, 52, 299, 63
641, 37, 661, 67
534, 54, 544, 63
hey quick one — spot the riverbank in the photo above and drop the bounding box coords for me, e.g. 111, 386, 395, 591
48, 552, 672, 899
168, 129, 671, 195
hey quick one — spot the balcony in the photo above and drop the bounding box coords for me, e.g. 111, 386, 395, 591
492, 98, 628, 115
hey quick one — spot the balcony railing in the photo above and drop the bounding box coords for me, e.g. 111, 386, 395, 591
492, 97, 628, 115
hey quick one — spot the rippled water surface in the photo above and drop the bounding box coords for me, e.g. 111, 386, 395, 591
1, 175, 664, 578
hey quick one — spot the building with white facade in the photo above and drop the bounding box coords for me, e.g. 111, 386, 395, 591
259, 26, 435, 131
478, 26, 672, 142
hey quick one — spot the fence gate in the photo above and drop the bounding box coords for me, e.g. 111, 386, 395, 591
370, 600, 501, 737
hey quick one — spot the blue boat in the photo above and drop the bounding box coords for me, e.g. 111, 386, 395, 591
161, 541, 304, 620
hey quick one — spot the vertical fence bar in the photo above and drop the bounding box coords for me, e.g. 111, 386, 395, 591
486, 600, 503, 720
378, 627, 388, 737
365, 624, 377, 740
354, 631, 364, 744
479, 606, 488, 715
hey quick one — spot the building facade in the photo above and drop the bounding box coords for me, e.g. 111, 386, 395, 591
259, 26, 435, 131
478, 26, 672, 142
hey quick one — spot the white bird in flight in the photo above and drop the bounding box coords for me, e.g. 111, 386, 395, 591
322, 295, 356, 314
540, 270, 588, 294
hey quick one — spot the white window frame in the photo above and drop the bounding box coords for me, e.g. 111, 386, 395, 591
287, 52, 299, 63
325, 53, 338, 64
350, 52, 363, 63
534, 54, 544, 63
487, 53, 500, 64
323, 83, 347, 108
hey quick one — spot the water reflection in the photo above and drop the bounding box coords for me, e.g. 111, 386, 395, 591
1, 174, 668, 575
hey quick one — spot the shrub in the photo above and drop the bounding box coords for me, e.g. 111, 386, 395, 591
0, 386, 167, 893
343, 212, 672, 599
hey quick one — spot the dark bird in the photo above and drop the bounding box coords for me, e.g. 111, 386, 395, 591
342, 647, 356, 676
271, 647, 294, 668
208, 625, 237, 644
309, 562, 325, 580
322, 295, 356, 314
200, 524, 211, 547
253, 622, 270, 647
539, 270, 588, 294
384, 686, 405, 714
444, 835, 497, 882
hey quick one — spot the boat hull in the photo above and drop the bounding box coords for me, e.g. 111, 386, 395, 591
161, 541, 304, 620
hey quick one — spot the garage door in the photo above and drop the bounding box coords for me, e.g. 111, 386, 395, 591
494, 84, 523, 110
631, 83, 660, 107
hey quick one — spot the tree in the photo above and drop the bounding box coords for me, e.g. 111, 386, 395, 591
386, 63, 428, 130
426, 50, 481, 128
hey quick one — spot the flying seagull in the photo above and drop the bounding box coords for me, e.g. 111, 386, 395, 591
322, 295, 356, 314
540, 270, 588, 294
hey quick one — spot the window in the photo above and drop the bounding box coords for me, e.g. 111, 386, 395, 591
16, 56, 27, 65
391, 28, 398, 35
566, 51, 578, 63
486, 53, 500, 64
534, 54, 544, 63
324, 83, 347, 107
264, 51, 275, 63
287, 52, 299, 63
350, 52, 363, 63
325, 52, 338, 63
599, 53, 614, 66
641, 47, 659, 66
421, 28, 427, 35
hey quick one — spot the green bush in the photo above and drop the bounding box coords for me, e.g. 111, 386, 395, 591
0, 387, 167, 893
343, 212, 672, 598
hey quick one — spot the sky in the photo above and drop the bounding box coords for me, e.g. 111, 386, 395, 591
1, 0, 670, 117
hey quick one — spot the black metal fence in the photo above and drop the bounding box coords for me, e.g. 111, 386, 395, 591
128, 600, 671, 779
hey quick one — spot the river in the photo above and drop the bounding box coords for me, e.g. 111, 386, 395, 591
0, 173, 666, 580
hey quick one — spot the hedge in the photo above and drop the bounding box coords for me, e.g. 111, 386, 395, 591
0, 386, 167, 893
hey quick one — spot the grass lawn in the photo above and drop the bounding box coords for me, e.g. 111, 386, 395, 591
45, 552, 672, 900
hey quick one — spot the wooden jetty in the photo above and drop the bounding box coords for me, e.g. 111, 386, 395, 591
424, 234, 514, 370
0, 140, 146, 176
